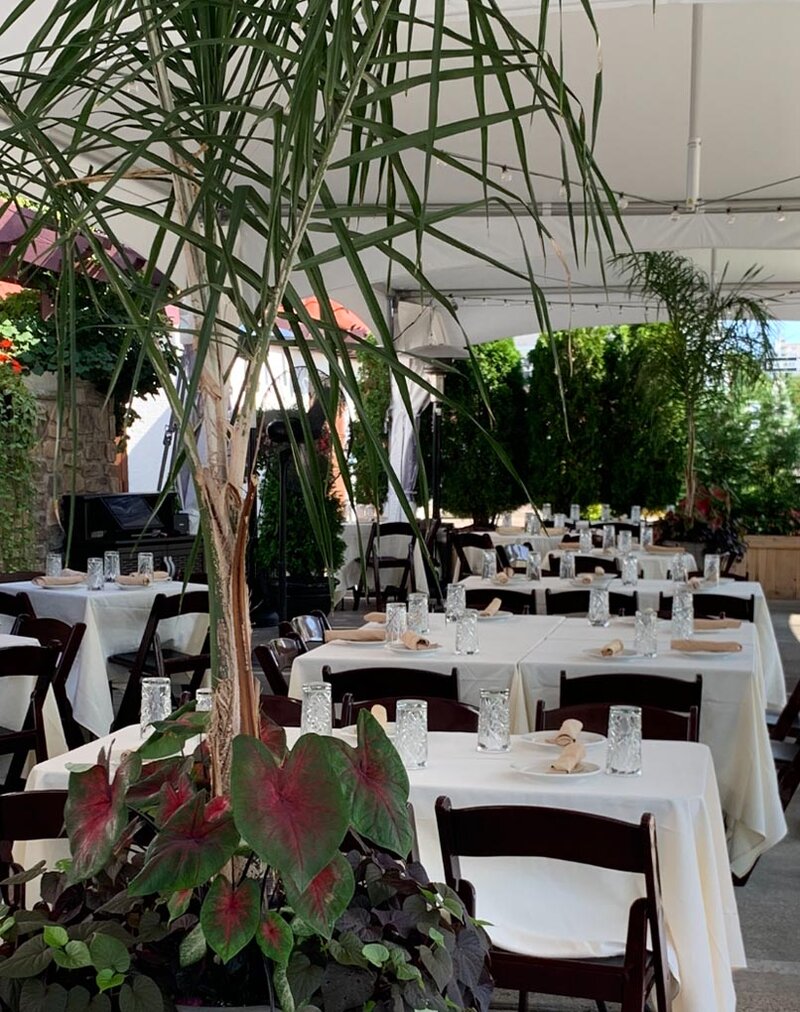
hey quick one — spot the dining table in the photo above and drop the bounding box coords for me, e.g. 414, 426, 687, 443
0, 579, 208, 741
20, 725, 744, 1012
543, 547, 697, 582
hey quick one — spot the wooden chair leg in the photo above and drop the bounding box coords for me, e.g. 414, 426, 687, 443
517, 991, 528, 1012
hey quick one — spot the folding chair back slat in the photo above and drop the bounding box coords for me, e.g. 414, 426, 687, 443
341, 694, 478, 732
559, 670, 703, 720
254, 638, 306, 696
0, 645, 59, 789
535, 700, 699, 742
321, 664, 459, 703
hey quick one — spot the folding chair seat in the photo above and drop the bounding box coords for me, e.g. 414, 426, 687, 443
0, 645, 59, 792
254, 637, 307, 696
11, 616, 87, 749
108, 591, 210, 731
260, 694, 303, 727
435, 798, 671, 1012
450, 531, 494, 579
341, 694, 478, 732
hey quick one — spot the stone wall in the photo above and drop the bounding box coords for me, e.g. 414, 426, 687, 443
24, 373, 121, 564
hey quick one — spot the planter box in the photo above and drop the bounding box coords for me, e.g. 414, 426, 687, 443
733, 535, 800, 598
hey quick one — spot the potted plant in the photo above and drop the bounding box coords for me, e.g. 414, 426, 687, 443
0, 708, 490, 1010
654, 483, 746, 570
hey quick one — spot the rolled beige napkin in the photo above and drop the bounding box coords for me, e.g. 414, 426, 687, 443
364, 611, 386, 624
324, 627, 385, 643
594, 566, 607, 575
493, 572, 510, 585
644, 544, 679, 555
547, 718, 583, 747
687, 577, 702, 590
496, 525, 523, 534
115, 571, 170, 587
670, 639, 743, 653
504, 566, 515, 578
574, 573, 593, 585
600, 638, 624, 657
399, 630, 437, 650
694, 617, 742, 631
558, 542, 580, 551
550, 741, 587, 774
371, 704, 388, 728
480, 597, 503, 617
33, 568, 86, 587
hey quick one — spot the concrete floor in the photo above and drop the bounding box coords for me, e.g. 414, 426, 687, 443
260, 598, 800, 1011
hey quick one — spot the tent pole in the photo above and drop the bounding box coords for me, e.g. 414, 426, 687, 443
685, 3, 704, 210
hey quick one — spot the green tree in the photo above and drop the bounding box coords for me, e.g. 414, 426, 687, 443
348, 341, 391, 506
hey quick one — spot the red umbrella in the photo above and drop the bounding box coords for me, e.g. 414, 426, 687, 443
0, 202, 165, 286
300, 297, 371, 338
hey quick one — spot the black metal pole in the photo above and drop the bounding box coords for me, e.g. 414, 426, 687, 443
431, 399, 442, 519
278, 447, 289, 622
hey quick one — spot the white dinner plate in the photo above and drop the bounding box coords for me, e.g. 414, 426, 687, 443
521, 730, 607, 749
386, 642, 441, 655
693, 577, 735, 590
114, 580, 172, 591
511, 760, 602, 780
477, 610, 513, 622
36, 582, 84, 590
327, 637, 385, 646
583, 647, 640, 661
340, 723, 396, 741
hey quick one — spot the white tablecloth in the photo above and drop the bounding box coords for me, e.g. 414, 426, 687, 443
338, 523, 428, 602
290, 613, 565, 730
516, 617, 787, 877
544, 548, 696, 582
23, 727, 743, 1012
0, 581, 208, 739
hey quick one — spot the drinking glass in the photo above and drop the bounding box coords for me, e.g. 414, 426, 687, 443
606, 705, 642, 775
86, 557, 104, 591
481, 549, 497, 581
634, 609, 658, 657
501, 512, 513, 528
640, 523, 653, 548
477, 688, 510, 752
600, 503, 611, 523
588, 586, 610, 627
445, 583, 466, 623
569, 503, 581, 523
704, 554, 721, 585
525, 551, 541, 581
103, 550, 120, 582
670, 553, 688, 583
301, 681, 332, 735
560, 551, 576, 581
579, 529, 592, 553
385, 602, 407, 646
525, 512, 541, 535
602, 525, 615, 550
407, 591, 429, 634
396, 699, 428, 769
671, 585, 694, 639
630, 505, 641, 523
553, 512, 567, 529
621, 553, 639, 586
455, 609, 479, 654
541, 503, 552, 521
46, 553, 62, 578
137, 552, 154, 579
140, 676, 172, 737
617, 530, 632, 554
195, 687, 213, 712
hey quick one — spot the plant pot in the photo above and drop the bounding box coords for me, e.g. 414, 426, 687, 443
259, 574, 333, 619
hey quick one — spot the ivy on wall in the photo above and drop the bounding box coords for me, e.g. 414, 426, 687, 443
0, 325, 38, 570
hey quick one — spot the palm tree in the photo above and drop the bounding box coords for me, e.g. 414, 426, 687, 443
613, 251, 773, 517
0, 0, 618, 785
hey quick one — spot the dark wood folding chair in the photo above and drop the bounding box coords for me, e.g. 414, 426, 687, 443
0, 589, 35, 623
355, 522, 418, 611
574, 555, 618, 575
0, 645, 59, 791
321, 664, 459, 703
341, 693, 479, 731
658, 592, 755, 622
108, 591, 210, 731
544, 588, 590, 616
535, 699, 699, 742
769, 676, 800, 742
254, 637, 307, 696
450, 531, 493, 579
11, 616, 88, 749
610, 591, 639, 617
465, 588, 531, 615
0, 790, 67, 908
768, 677, 800, 811
435, 798, 672, 1012
559, 670, 703, 726
260, 693, 303, 727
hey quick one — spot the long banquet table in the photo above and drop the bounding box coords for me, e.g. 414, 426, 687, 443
0, 580, 208, 740
22, 725, 744, 1012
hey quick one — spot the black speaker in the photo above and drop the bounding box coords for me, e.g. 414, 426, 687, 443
174, 512, 190, 535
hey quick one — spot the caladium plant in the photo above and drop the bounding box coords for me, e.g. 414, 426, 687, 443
0, 709, 491, 1011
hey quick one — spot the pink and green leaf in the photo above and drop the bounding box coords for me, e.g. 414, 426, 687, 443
153, 775, 195, 828
65, 751, 141, 881
231, 735, 349, 891
128, 794, 239, 895
284, 852, 355, 938
255, 912, 294, 965
126, 757, 189, 814
200, 875, 260, 963
259, 714, 287, 762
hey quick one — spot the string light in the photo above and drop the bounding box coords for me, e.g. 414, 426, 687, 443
776, 205, 787, 222
500, 165, 512, 182
618, 193, 629, 210
670, 205, 680, 222
726, 208, 736, 224
559, 183, 568, 199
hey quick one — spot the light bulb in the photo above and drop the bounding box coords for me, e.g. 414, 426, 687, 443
670, 206, 680, 222
559, 183, 568, 199
777, 206, 787, 222
500, 165, 512, 182
618, 193, 629, 210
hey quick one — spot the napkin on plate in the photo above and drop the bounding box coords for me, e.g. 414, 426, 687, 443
33, 569, 86, 587
371, 704, 389, 728
399, 631, 438, 651
600, 638, 624, 657
493, 572, 510, 585
574, 573, 593, 585
670, 639, 742, 653
547, 718, 583, 747
324, 627, 386, 643
480, 597, 503, 617
550, 741, 587, 774
687, 577, 703, 590
115, 571, 170, 587
694, 617, 742, 631
364, 611, 386, 624
558, 542, 580, 551
644, 544, 679, 555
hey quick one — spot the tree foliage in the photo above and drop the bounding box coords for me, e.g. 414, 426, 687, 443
348, 341, 392, 506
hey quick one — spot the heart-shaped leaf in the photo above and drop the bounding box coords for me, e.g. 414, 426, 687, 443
284, 853, 355, 939
256, 912, 293, 965
231, 735, 349, 890
128, 794, 239, 896
200, 875, 260, 963
118, 974, 163, 1012
126, 757, 188, 814
259, 714, 287, 762
178, 922, 206, 968
338, 710, 412, 856
0, 936, 54, 978
138, 705, 208, 761
65, 752, 140, 882
153, 775, 195, 827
